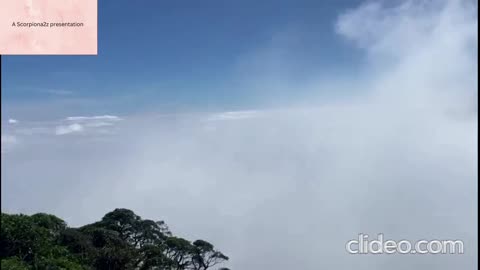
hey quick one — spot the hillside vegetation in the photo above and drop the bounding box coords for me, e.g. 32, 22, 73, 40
0, 208, 229, 270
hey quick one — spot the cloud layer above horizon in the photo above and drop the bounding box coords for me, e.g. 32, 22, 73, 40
1, 1, 477, 269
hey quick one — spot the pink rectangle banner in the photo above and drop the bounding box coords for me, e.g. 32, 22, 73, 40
0, 0, 97, 55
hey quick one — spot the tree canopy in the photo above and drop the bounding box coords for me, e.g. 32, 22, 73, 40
1, 209, 230, 270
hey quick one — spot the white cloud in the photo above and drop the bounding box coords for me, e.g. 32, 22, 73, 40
55, 123, 84, 135
65, 115, 122, 121
1, 115, 122, 140
84, 121, 115, 128
335, 0, 477, 112
205, 110, 261, 121
57, 115, 122, 135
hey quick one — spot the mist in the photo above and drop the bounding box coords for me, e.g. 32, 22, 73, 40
1, 1, 477, 269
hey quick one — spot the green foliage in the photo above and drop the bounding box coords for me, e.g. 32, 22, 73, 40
30, 213, 67, 234
1, 257, 29, 270
1, 209, 229, 270
191, 240, 229, 270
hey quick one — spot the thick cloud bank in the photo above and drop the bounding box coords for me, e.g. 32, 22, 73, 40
1, 1, 477, 269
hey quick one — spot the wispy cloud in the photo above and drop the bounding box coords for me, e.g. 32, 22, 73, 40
55, 123, 84, 135
55, 115, 122, 135
1, 115, 123, 139
65, 115, 122, 121
42, 89, 75, 96
205, 110, 260, 121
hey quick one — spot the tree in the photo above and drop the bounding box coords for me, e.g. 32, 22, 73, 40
0, 213, 84, 269
1, 213, 52, 263
58, 228, 95, 263
191, 240, 229, 270
1, 209, 230, 270
164, 236, 194, 270
137, 245, 172, 270
30, 213, 67, 236
98, 209, 170, 248
1, 257, 29, 270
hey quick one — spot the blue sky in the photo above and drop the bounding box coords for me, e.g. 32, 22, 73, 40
2, 0, 364, 113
